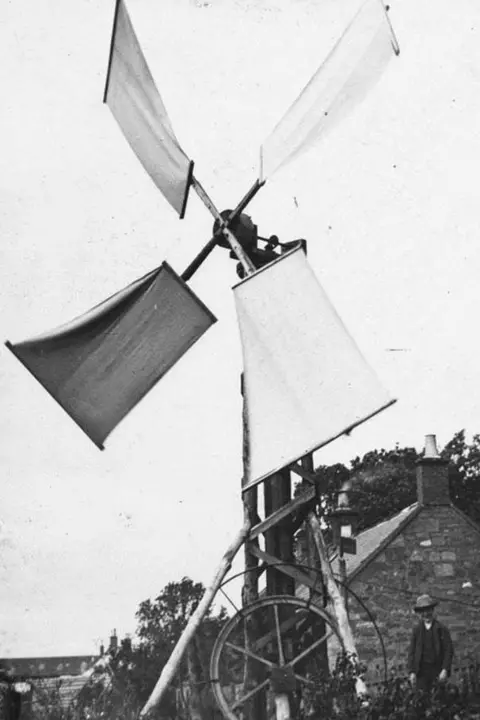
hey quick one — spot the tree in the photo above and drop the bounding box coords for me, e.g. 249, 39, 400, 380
442, 430, 480, 525
90, 577, 227, 719
295, 431, 480, 534
347, 445, 418, 533
136, 578, 205, 648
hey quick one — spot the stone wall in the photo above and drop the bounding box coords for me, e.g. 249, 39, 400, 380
347, 504, 480, 681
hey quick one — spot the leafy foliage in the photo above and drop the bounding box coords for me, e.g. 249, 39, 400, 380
348, 445, 418, 533
295, 430, 480, 533
86, 577, 227, 719
442, 430, 480, 526
298, 654, 477, 720
136, 577, 205, 651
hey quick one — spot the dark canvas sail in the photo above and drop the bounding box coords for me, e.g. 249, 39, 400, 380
6, 263, 216, 448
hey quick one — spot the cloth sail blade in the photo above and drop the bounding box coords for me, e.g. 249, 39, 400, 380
6, 264, 216, 448
260, 0, 399, 181
234, 247, 395, 491
104, 0, 193, 217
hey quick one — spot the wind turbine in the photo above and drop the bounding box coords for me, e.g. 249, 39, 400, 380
6, 1, 400, 717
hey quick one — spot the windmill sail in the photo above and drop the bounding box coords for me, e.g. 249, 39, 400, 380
6, 264, 216, 449
260, 0, 399, 181
104, 0, 193, 217
234, 246, 395, 491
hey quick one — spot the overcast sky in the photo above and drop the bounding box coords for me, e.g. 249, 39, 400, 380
1, 0, 479, 658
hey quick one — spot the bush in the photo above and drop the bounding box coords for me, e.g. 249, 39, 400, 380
8, 653, 480, 720
297, 655, 478, 720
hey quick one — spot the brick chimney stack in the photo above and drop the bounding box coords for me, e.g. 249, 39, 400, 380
416, 434, 450, 505
109, 629, 118, 654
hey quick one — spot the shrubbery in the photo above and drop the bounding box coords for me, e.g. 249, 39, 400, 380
10, 663, 480, 720
298, 655, 478, 720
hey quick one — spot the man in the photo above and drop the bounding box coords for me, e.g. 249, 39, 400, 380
407, 593, 454, 692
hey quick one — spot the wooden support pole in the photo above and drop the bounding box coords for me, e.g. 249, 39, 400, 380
250, 485, 315, 540
264, 467, 293, 720
274, 695, 291, 720
139, 519, 251, 717
339, 554, 348, 607
241, 371, 259, 609
241, 374, 267, 719
264, 468, 294, 597
299, 453, 329, 679
186, 638, 205, 720
243, 488, 259, 604
307, 512, 368, 698
249, 546, 323, 595
288, 462, 317, 485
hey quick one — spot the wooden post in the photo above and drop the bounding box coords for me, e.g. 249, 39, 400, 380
186, 638, 205, 720
241, 374, 267, 719
308, 512, 368, 698
263, 468, 294, 720
242, 369, 293, 719
339, 554, 348, 607
139, 519, 251, 717
304, 526, 330, 679
242, 487, 259, 606
241, 373, 259, 609
299, 453, 329, 689
264, 468, 295, 596
274, 695, 291, 720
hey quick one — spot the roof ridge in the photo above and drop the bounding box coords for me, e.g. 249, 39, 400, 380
356, 501, 419, 538
338, 502, 422, 582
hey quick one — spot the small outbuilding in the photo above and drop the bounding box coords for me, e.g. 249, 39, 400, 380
0, 655, 99, 718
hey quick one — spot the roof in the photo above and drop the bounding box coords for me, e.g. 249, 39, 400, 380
0, 655, 98, 678
29, 674, 93, 712
335, 501, 480, 582
450, 502, 480, 537
330, 502, 421, 581
0, 655, 108, 712
297, 499, 480, 602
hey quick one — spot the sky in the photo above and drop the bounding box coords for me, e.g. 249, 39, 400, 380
1, 0, 479, 658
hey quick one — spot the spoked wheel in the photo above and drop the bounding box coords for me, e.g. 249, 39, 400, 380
210, 595, 344, 720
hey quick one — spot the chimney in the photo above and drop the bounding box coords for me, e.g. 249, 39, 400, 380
109, 629, 118, 654
337, 479, 352, 508
416, 434, 450, 505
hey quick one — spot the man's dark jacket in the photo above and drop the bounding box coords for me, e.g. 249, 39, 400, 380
407, 618, 454, 675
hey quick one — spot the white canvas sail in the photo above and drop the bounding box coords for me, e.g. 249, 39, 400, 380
234, 246, 395, 491
104, 0, 193, 216
260, 0, 399, 180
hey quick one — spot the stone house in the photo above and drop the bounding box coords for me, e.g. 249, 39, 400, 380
329, 434, 480, 682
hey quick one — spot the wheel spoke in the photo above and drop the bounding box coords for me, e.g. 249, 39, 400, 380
289, 629, 333, 668
225, 641, 275, 669
211, 596, 342, 720
231, 678, 270, 710
254, 609, 308, 653
294, 672, 316, 686
273, 603, 285, 666
219, 586, 240, 614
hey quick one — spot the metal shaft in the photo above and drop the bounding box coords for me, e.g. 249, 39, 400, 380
191, 176, 256, 276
